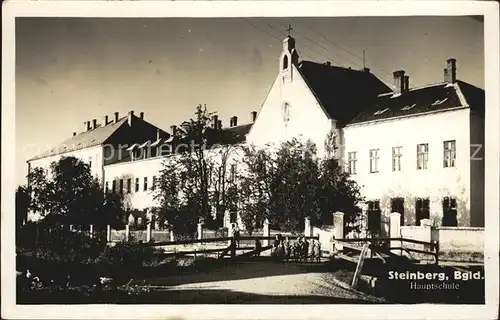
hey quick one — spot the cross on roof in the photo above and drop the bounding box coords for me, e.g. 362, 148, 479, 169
286, 24, 293, 37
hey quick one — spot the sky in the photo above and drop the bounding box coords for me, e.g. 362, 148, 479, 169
15, 16, 484, 185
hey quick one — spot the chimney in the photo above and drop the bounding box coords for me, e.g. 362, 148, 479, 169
92, 119, 97, 130
393, 70, 405, 94
230, 116, 238, 127
139, 112, 144, 120
84, 121, 91, 131
217, 120, 222, 130
363, 67, 371, 73
325, 61, 331, 66
114, 112, 119, 123
156, 128, 160, 140
211, 115, 218, 129
404, 75, 410, 92
128, 111, 134, 126
251, 111, 257, 122
170, 125, 177, 135
73, 132, 77, 136
104, 115, 109, 126
444, 58, 457, 83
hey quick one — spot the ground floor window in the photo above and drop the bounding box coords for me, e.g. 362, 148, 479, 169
415, 198, 430, 226
442, 197, 458, 226
367, 200, 381, 236
391, 197, 405, 225
230, 211, 237, 224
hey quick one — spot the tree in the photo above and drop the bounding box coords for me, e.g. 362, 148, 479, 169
238, 137, 364, 234
152, 104, 240, 236
27, 156, 125, 228
16, 185, 29, 229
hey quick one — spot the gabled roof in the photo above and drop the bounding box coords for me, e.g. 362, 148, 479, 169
28, 116, 129, 161
298, 61, 392, 126
348, 80, 484, 124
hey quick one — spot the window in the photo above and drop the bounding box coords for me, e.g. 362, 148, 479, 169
431, 98, 448, 106
443, 140, 456, 168
373, 108, 389, 115
391, 198, 405, 225
112, 180, 116, 193
401, 103, 416, 111
88, 157, 92, 169
367, 200, 381, 235
135, 178, 140, 192
415, 198, 430, 226
442, 197, 458, 226
282, 103, 291, 124
105, 181, 109, 193
127, 178, 132, 193
369, 149, 379, 173
119, 179, 124, 194
417, 144, 429, 170
392, 147, 402, 172
283, 55, 289, 70
152, 176, 157, 190
347, 152, 357, 174
143, 177, 148, 191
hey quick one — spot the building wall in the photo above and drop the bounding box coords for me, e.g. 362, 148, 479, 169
104, 156, 165, 211
343, 108, 472, 228
28, 145, 104, 181
469, 111, 485, 227
246, 64, 334, 155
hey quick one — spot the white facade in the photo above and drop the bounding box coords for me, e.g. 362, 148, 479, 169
246, 63, 335, 156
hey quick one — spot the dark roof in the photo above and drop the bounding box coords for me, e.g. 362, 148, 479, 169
298, 61, 392, 126
28, 116, 129, 161
349, 81, 484, 124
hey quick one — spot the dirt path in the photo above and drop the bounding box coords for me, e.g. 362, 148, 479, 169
138, 261, 383, 304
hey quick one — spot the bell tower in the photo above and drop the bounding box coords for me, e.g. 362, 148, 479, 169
279, 24, 299, 82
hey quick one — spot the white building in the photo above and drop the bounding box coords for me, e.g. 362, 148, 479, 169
26, 34, 485, 229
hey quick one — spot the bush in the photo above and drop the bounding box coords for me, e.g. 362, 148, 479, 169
95, 241, 164, 268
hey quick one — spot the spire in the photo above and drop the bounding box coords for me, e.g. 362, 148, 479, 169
286, 24, 293, 37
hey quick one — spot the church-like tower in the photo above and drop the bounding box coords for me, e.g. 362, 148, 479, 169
279, 26, 300, 82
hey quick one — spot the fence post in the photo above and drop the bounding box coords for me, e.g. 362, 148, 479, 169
146, 222, 152, 243
262, 218, 270, 247
89, 224, 94, 239
197, 221, 204, 240
223, 210, 230, 229
389, 212, 401, 254
106, 225, 111, 242
169, 229, 175, 242
125, 224, 130, 242
333, 212, 344, 252
227, 222, 234, 246
304, 216, 313, 238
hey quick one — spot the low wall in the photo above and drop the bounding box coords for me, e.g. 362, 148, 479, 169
312, 226, 335, 252
437, 227, 484, 253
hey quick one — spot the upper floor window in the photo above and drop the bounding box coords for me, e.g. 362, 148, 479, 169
112, 180, 116, 193
347, 152, 357, 174
442, 197, 458, 226
369, 149, 379, 173
88, 157, 92, 169
152, 176, 157, 190
143, 177, 148, 191
392, 146, 403, 172
126, 178, 132, 194
135, 178, 140, 192
417, 143, 429, 170
282, 102, 291, 124
119, 179, 124, 194
443, 140, 456, 168
283, 55, 289, 70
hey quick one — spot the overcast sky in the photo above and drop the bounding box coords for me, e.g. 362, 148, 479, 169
15, 16, 484, 185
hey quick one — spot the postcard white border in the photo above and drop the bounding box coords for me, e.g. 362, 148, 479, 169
2, 1, 499, 319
